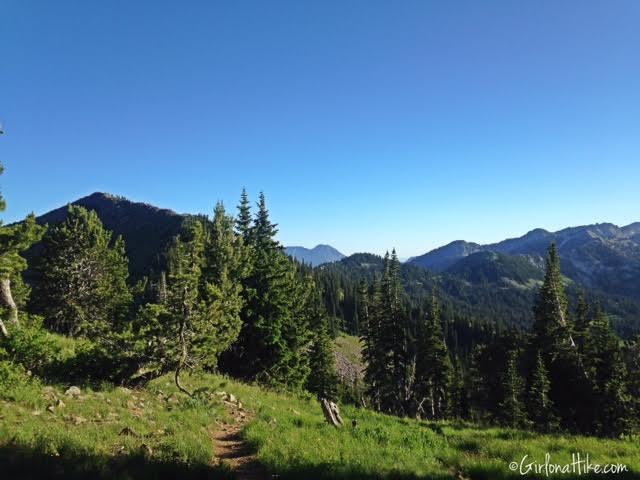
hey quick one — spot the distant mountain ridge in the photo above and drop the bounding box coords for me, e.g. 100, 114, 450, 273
285, 244, 345, 266
409, 222, 640, 301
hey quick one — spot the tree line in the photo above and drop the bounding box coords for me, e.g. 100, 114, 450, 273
0, 163, 338, 400
358, 243, 640, 437
2, 158, 639, 437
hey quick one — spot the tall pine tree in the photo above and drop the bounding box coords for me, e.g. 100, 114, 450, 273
499, 349, 526, 428
415, 291, 452, 419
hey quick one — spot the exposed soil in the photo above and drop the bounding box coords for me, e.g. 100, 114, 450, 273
213, 402, 267, 480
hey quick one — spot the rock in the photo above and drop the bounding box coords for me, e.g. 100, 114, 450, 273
237, 402, 243, 410
72, 415, 87, 426
224, 393, 237, 404
65, 386, 81, 398
166, 394, 179, 404
46, 404, 55, 414
56, 399, 65, 408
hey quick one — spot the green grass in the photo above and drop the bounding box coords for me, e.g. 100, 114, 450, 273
226, 380, 640, 479
0, 366, 233, 479
2, 365, 639, 479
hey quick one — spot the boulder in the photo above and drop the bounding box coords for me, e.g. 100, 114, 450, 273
65, 386, 81, 397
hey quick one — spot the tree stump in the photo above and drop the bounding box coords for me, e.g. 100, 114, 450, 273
320, 398, 344, 427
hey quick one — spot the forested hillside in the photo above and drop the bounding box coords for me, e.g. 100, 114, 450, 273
21, 193, 640, 340
2, 163, 640, 478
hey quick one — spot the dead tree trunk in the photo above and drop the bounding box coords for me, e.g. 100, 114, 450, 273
320, 398, 344, 427
0, 278, 18, 337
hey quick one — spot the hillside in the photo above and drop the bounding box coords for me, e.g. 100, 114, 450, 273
25, 192, 186, 281
409, 222, 640, 300
285, 244, 345, 266
2, 359, 639, 479
319, 251, 640, 335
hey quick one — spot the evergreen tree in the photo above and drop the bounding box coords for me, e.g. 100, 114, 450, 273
235, 187, 252, 240
574, 289, 590, 351
415, 291, 453, 419
449, 357, 469, 419
526, 352, 558, 431
583, 305, 631, 436
532, 243, 590, 431
198, 202, 247, 370
360, 276, 385, 411
0, 163, 46, 337
164, 219, 206, 395
499, 349, 526, 428
377, 250, 411, 414
306, 294, 338, 399
33, 205, 131, 337
224, 192, 312, 388
625, 337, 640, 431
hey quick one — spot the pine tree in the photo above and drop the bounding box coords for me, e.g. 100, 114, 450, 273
0, 163, 46, 337
235, 188, 252, 240
532, 243, 589, 431
526, 352, 558, 431
197, 202, 247, 370
225, 192, 312, 388
164, 219, 206, 395
574, 289, 590, 352
499, 350, 526, 428
625, 337, 640, 431
33, 205, 131, 337
415, 291, 453, 419
583, 304, 631, 436
360, 276, 385, 411
533, 243, 573, 356
449, 357, 469, 419
306, 293, 338, 399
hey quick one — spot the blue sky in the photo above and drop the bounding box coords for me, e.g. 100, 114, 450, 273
1, 1, 639, 257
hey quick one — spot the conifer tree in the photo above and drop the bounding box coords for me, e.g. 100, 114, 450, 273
235, 188, 253, 241
526, 352, 558, 431
0, 163, 46, 337
377, 250, 411, 414
449, 357, 469, 419
499, 350, 526, 428
198, 202, 247, 370
226, 192, 312, 388
574, 289, 590, 352
164, 219, 206, 395
415, 291, 453, 419
625, 337, 640, 431
532, 243, 589, 431
360, 275, 385, 410
583, 304, 631, 436
33, 205, 131, 337
306, 293, 338, 399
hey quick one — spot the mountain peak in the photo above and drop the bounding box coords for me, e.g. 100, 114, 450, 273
285, 244, 345, 266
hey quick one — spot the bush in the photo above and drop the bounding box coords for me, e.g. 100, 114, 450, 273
0, 360, 40, 404
0, 317, 63, 375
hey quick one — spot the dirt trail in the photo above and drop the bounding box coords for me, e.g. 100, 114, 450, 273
213, 400, 267, 480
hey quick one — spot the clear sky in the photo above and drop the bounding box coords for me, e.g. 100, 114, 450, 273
1, 1, 639, 257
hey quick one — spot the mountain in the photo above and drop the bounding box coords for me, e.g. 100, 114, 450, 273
409, 222, 640, 301
285, 244, 345, 266
25, 192, 186, 281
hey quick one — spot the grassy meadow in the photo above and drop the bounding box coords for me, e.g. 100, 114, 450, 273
2, 344, 639, 480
